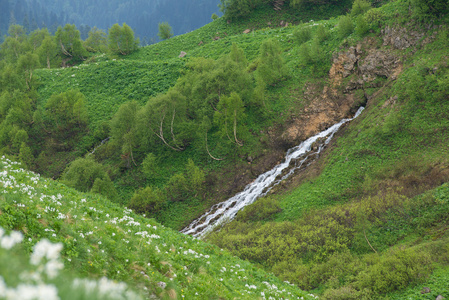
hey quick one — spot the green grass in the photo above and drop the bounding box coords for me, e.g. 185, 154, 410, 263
35, 58, 184, 132
0, 156, 315, 299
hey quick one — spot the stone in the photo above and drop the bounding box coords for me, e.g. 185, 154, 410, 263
243, 29, 251, 34
421, 287, 431, 294
436, 296, 445, 300
178, 51, 187, 58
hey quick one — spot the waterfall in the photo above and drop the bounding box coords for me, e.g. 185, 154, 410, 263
181, 107, 364, 238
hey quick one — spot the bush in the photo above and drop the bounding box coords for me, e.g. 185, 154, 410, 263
364, 8, 385, 29
355, 15, 369, 37
337, 15, 354, 39
315, 24, 328, 42
350, 0, 371, 17
141, 153, 158, 180
185, 159, 205, 195
293, 26, 312, 44
236, 196, 281, 222
61, 157, 116, 196
355, 247, 433, 294
411, 0, 449, 20
166, 173, 188, 202
255, 39, 289, 86
128, 186, 165, 214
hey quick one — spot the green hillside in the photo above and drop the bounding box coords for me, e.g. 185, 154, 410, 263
0, 156, 314, 299
1, 0, 449, 298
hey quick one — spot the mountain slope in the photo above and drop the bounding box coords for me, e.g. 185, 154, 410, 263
0, 155, 314, 299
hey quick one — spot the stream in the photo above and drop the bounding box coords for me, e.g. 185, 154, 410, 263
181, 107, 365, 238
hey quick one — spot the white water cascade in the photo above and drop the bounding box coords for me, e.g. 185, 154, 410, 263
181, 107, 365, 238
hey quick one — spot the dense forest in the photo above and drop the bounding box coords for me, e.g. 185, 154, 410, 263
1, 0, 449, 298
0, 0, 221, 44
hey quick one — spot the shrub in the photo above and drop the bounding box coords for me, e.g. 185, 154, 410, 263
61, 157, 116, 196
355, 15, 370, 37
411, 0, 449, 20
323, 286, 371, 300
128, 186, 165, 214
337, 15, 354, 39
364, 8, 385, 29
293, 26, 312, 44
255, 39, 289, 86
236, 196, 281, 222
185, 159, 205, 195
141, 153, 158, 180
315, 24, 328, 42
91, 176, 118, 203
350, 0, 371, 17
166, 173, 188, 202
355, 247, 433, 294
211, 13, 219, 20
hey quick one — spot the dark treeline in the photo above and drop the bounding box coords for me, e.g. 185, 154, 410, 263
0, 0, 72, 40
0, 0, 221, 44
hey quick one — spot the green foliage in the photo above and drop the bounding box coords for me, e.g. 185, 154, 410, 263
364, 8, 385, 29
293, 26, 312, 44
55, 24, 88, 60
214, 92, 246, 146
337, 15, 354, 39
16, 51, 40, 89
211, 13, 219, 20
411, 0, 449, 20
0, 25, 29, 63
219, 0, 264, 20
315, 24, 329, 42
290, 0, 342, 9
44, 89, 88, 141
61, 157, 115, 194
166, 172, 188, 202
255, 39, 289, 86
157, 22, 174, 40
350, 0, 372, 17
108, 23, 139, 55
37, 36, 58, 69
91, 176, 119, 202
84, 27, 108, 53
18, 142, 33, 168
236, 196, 281, 222
354, 248, 433, 294
128, 186, 165, 214
141, 153, 158, 180
165, 159, 206, 202
109, 101, 139, 165
0, 157, 313, 299
355, 15, 370, 37
185, 158, 206, 194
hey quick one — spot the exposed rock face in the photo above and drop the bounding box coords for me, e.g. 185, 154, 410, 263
382, 25, 424, 49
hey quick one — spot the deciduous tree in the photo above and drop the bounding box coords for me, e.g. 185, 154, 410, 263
157, 22, 173, 40
108, 23, 139, 55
